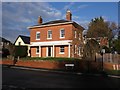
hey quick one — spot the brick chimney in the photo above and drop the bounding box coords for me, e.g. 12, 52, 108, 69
38, 16, 43, 25
66, 9, 72, 21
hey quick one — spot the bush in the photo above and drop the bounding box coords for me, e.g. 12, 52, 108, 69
2, 48, 10, 58
15, 46, 28, 58
21, 57, 81, 61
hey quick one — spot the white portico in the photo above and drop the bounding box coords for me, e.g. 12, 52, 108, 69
30, 40, 72, 58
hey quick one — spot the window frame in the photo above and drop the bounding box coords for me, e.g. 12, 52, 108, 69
60, 29, 65, 38
18, 42, 21, 46
47, 30, 52, 39
36, 32, 40, 40
59, 46, 65, 54
75, 30, 77, 38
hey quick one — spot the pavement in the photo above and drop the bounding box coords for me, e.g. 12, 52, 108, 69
2, 65, 120, 88
2, 65, 120, 79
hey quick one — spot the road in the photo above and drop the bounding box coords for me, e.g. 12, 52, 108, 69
2, 66, 120, 88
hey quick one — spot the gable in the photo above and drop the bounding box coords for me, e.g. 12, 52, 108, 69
15, 37, 27, 46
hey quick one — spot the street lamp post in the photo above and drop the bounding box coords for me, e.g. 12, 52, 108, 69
101, 49, 105, 71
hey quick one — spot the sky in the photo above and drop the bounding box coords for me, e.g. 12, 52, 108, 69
2, 2, 118, 43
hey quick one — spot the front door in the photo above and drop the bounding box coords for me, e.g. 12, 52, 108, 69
48, 46, 52, 57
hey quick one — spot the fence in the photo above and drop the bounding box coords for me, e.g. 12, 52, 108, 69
103, 53, 120, 64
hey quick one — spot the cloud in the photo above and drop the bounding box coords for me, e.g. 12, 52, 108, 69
2, 2, 62, 43
63, 2, 74, 10
78, 4, 89, 9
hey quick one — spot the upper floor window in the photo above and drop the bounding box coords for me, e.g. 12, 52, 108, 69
75, 31, 77, 38
60, 29, 65, 38
79, 33, 81, 40
36, 32, 40, 40
47, 30, 52, 39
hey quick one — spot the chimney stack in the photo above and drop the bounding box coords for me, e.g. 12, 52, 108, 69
66, 9, 72, 21
38, 16, 43, 25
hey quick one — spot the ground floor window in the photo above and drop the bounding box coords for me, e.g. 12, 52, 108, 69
59, 46, 64, 54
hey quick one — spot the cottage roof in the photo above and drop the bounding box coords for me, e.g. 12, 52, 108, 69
14, 35, 30, 44
0, 37, 11, 43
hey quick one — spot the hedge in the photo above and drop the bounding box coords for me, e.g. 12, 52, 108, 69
15, 46, 28, 57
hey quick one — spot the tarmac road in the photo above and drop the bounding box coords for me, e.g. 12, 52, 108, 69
2, 66, 120, 89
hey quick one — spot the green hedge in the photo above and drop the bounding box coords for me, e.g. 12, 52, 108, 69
105, 70, 120, 76
21, 57, 81, 61
15, 46, 28, 57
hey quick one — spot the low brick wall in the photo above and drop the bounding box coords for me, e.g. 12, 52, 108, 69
1, 59, 119, 71
15, 60, 65, 69
0, 60, 14, 65
104, 63, 120, 70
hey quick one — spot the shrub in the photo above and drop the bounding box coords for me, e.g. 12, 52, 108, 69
15, 46, 28, 58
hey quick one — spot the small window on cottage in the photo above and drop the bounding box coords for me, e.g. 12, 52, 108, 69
60, 46, 64, 54
60, 29, 65, 38
18, 42, 21, 46
36, 32, 40, 40
47, 30, 52, 39
36, 47, 39, 54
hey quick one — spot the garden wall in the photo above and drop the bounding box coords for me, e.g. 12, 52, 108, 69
1, 59, 120, 71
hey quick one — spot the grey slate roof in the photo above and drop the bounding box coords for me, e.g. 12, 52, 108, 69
32, 19, 84, 30
15, 35, 30, 44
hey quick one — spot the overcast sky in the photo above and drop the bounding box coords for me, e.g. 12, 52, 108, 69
2, 2, 118, 43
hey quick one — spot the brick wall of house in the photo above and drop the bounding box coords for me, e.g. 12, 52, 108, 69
31, 47, 39, 57
30, 24, 73, 42
55, 46, 69, 57
31, 46, 71, 57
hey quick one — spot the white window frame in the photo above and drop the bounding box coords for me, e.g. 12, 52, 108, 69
18, 42, 21, 46
75, 31, 77, 38
36, 46, 39, 54
59, 46, 65, 54
47, 30, 52, 39
60, 29, 65, 38
75, 45, 77, 54
79, 33, 81, 40
36, 32, 40, 40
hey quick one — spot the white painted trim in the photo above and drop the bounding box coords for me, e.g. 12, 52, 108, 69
68, 44, 70, 58
53, 45, 54, 57
59, 52, 65, 54
27, 22, 73, 29
46, 47, 48, 57
30, 40, 72, 46
39, 46, 41, 57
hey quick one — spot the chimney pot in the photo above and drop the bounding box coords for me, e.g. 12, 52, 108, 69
66, 9, 72, 21
38, 16, 42, 25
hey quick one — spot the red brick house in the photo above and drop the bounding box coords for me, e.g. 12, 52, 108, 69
28, 10, 84, 58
